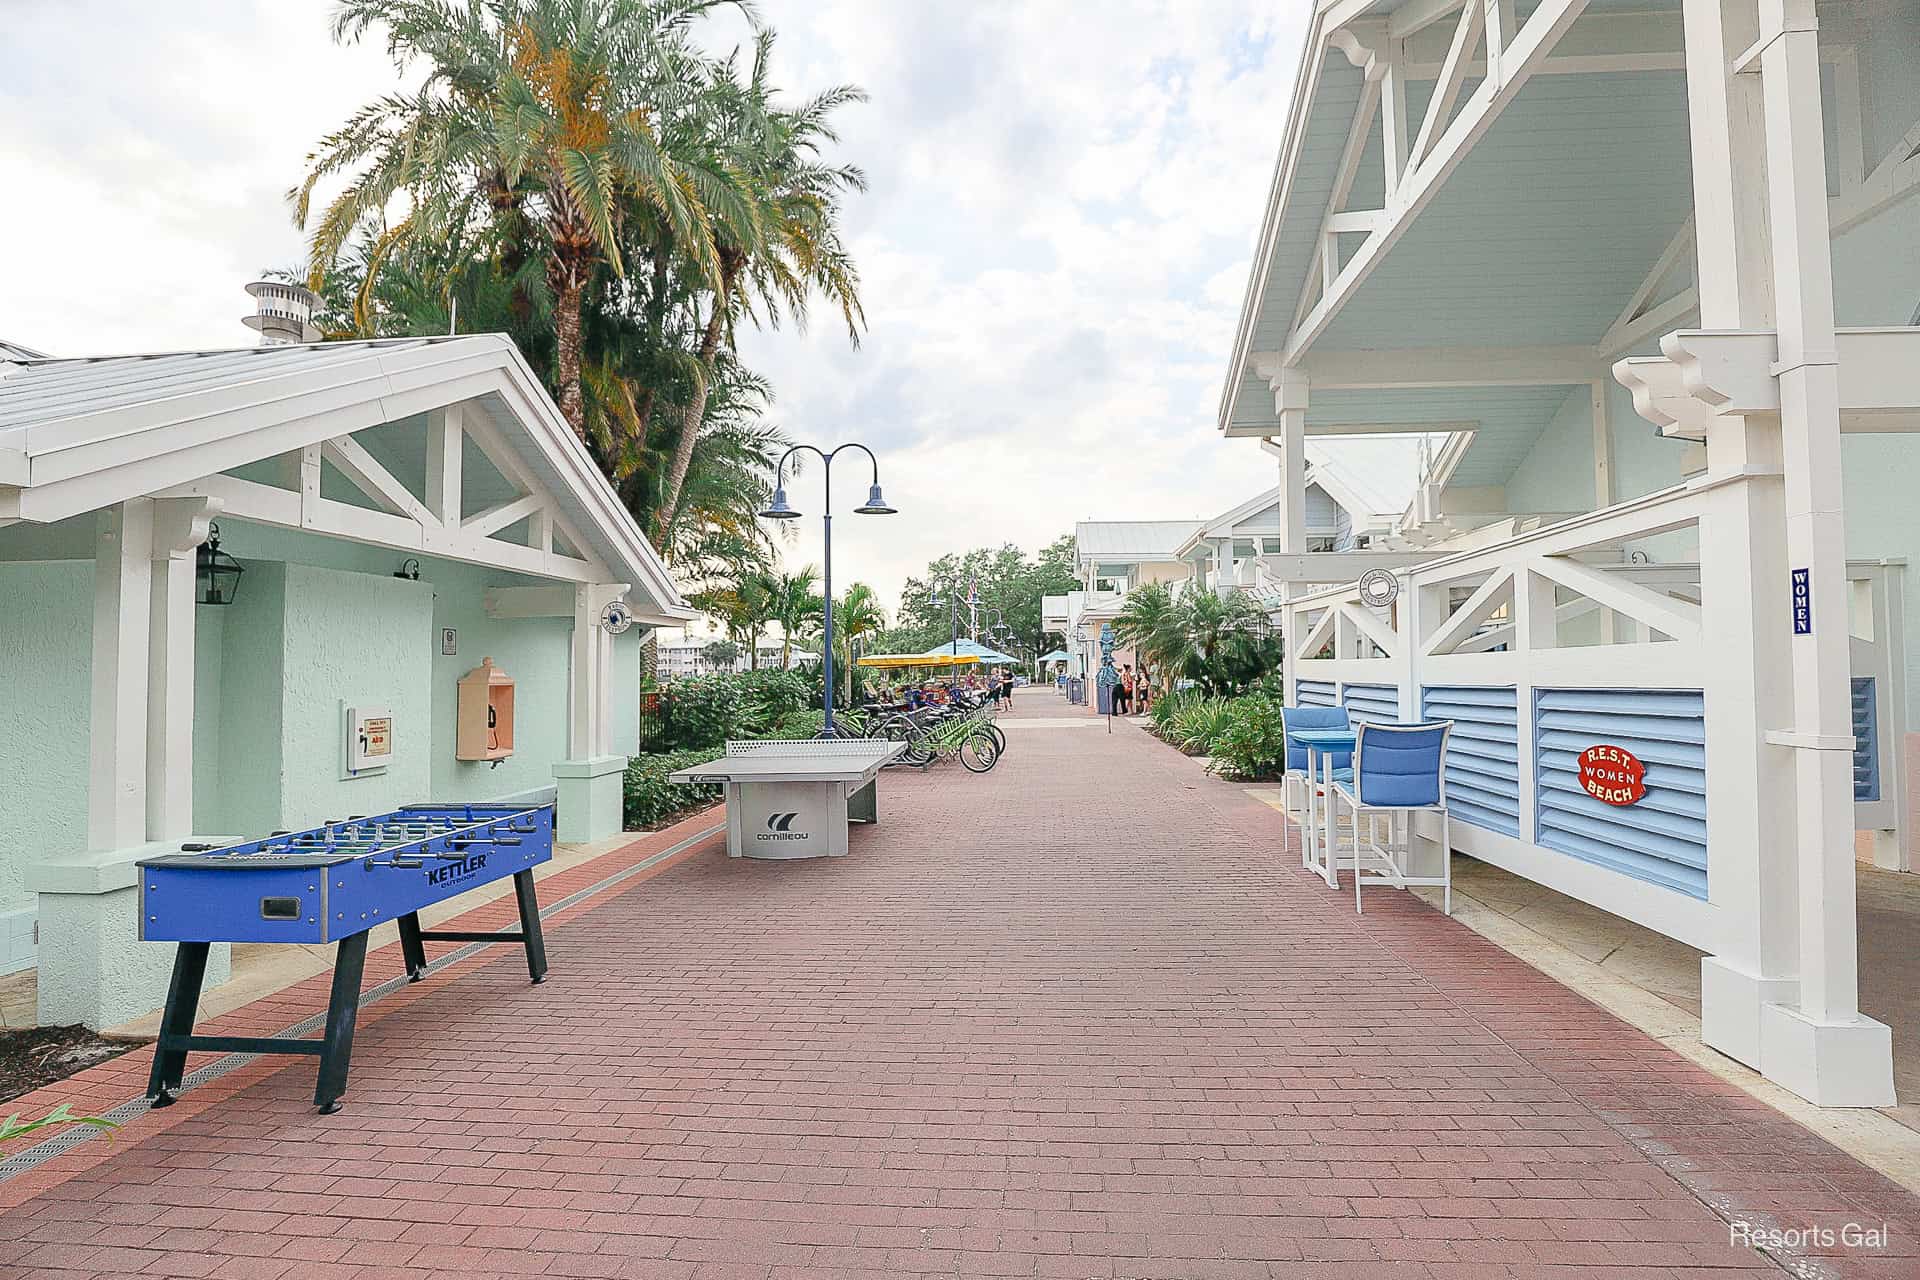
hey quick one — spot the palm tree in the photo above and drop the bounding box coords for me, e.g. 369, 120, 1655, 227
654, 30, 868, 537
1113, 581, 1182, 680
295, 0, 742, 439
1114, 583, 1277, 695
767, 565, 823, 669
831, 582, 885, 703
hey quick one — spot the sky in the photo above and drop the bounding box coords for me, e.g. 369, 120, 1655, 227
0, 0, 1312, 625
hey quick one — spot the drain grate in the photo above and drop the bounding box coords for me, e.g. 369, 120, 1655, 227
0, 823, 721, 1182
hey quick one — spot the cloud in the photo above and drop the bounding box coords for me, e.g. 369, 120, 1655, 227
0, 0, 1311, 618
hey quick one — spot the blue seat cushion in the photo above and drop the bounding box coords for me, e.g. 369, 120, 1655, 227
1282, 705, 1353, 772
1354, 722, 1448, 807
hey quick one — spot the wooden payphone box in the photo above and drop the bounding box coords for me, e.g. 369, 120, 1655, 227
456, 657, 516, 761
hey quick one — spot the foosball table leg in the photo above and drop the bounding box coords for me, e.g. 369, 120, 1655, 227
313, 932, 370, 1114
513, 869, 548, 985
397, 912, 428, 982
146, 942, 211, 1108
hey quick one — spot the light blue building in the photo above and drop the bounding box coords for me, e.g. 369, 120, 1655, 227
1221, 0, 1920, 1105
0, 288, 692, 1027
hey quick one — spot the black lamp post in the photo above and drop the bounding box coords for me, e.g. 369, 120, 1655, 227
759, 443, 895, 736
929, 579, 979, 657
195, 522, 245, 606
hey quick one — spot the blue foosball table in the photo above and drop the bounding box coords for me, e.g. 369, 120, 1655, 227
137, 803, 555, 1113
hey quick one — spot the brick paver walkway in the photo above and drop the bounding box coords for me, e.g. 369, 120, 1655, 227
2, 700, 1918, 1278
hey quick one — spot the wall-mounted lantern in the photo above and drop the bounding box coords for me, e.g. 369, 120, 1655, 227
195, 522, 245, 606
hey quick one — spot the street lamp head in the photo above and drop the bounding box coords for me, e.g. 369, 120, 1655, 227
854, 483, 896, 516
759, 487, 801, 520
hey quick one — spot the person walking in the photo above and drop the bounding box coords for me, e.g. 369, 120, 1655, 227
1118, 664, 1134, 716
1134, 665, 1151, 714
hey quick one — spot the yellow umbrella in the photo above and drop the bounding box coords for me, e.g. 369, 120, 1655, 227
856, 652, 981, 668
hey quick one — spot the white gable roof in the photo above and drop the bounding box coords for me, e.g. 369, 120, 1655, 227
1074, 519, 1204, 563
1305, 436, 1426, 523
0, 334, 691, 618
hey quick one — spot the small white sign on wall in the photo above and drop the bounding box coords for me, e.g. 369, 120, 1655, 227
344, 703, 394, 778
441, 627, 459, 656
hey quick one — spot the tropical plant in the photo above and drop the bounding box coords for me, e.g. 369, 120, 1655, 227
653, 29, 868, 537
1166, 696, 1234, 755
295, 0, 744, 439
766, 564, 823, 668
830, 582, 885, 704
1206, 693, 1289, 781
1115, 583, 1279, 696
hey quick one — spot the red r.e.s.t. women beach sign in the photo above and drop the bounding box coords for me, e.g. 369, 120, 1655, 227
1578, 745, 1647, 806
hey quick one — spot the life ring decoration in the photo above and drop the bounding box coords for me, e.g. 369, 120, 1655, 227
1358, 568, 1399, 608
1578, 744, 1647, 806
599, 599, 635, 635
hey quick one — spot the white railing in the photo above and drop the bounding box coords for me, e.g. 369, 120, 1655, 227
1281, 475, 1912, 946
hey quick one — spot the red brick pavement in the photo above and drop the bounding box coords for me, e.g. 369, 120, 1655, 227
1, 701, 1917, 1279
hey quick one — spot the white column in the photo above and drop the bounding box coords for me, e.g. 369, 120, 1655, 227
569, 584, 613, 759
1512, 567, 1557, 847
88, 501, 154, 851
1751, 0, 1891, 1104
1683, 0, 1799, 1072
1274, 371, 1309, 560
145, 498, 219, 841
557, 583, 631, 843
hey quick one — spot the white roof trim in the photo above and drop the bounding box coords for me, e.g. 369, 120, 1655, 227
0, 335, 692, 618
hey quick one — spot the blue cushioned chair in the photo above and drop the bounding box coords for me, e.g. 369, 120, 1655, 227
1329, 721, 1453, 914
1280, 705, 1353, 868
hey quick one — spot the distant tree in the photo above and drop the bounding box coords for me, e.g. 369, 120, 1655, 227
893, 534, 1077, 658
767, 565, 824, 669
700, 638, 741, 671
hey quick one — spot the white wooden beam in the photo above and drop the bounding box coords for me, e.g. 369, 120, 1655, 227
1287, 0, 1594, 362
1599, 288, 1701, 361
425, 403, 465, 525
321, 436, 435, 526
1296, 344, 1597, 388
1529, 554, 1702, 642
1292, 77, 1384, 343
1483, 0, 1516, 86
1409, 0, 1483, 172
463, 492, 547, 538
1325, 210, 1385, 234
154, 472, 606, 584
1603, 217, 1694, 349
1381, 38, 1412, 202
1423, 567, 1515, 655
1828, 121, 1920, 237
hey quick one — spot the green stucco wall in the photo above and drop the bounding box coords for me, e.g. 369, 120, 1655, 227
0, 562, 92, 921
279, 563, 435, 823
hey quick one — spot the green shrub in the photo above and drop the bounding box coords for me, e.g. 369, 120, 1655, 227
1149, 687, 1194, 733
657, 676, 742, 751
1167, 695, 1233, 755
622, 747, 727, 829
1207, 693, 1288, 780
767, 708, 826, 739
733, 668, 811, 734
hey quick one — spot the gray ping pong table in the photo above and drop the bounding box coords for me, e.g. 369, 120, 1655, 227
668, 738, 909, 859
